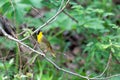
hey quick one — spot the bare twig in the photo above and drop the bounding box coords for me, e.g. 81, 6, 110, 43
93, 53, 112, 78
9, 0, 15, 12
90, 74, 120, 80
17, 30, 26, 36
0, 26, 89, 80
20, 0, 70, 41
52, 0, 78, 23
33, 0, 69, 33
89, 53, 120, 80
1, 25, 120, 80
0, 27, 45, 56
44, 56, 89, 79
58, 0, 65, 10
63, 10, 78, 23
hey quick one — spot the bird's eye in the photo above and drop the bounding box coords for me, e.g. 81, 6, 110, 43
37, 30, 41, 34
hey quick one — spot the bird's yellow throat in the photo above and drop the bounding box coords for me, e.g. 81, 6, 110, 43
37, 32, 43, 43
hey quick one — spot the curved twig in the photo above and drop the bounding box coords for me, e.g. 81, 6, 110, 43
20, 0, 70, 41
1, 24, 120, 80
93, 53, 112, 78
90, 74, 120, 80
0, 26, 89, 80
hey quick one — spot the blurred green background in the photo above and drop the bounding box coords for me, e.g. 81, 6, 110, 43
0, 0, 120, 80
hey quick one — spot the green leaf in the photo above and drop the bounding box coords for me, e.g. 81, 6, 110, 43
1, 2, 11, 14
101, 44, 110, 49
29, 0, 42, 8
103, 12, 114, 17
86, 8, 104, 14
0, 0, 9, 8
57, 14, 76, 30
13, 0, 31, 23
9, 58, 14, 65
84, 18, 104, 30
86, 42, 94, 46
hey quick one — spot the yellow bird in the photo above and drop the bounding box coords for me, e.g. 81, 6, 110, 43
37, 31, 55, 57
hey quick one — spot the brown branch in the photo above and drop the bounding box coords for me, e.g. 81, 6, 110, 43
0, 26, 89, 80
0, 26, 45, 56
90, 74, 120, 80
92, 53, 112, 79
1, 26, 120, 80
20, 0, 70, 41
63, 10, 78, 23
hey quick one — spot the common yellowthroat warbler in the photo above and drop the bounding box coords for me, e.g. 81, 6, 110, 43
37, 31, 55, 57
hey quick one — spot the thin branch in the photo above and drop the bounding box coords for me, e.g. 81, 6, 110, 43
0, 27, 45, 56
49, 0, 65, 23
62, 10, 78, 23
1, 26, 120, 80
17, 30, 26, 36
58, 0, 65, 11
44, 56, 89, 79
89, 53, 120, 80
93, 53, 112, 78
20, 0, 70, 41
51, 0, 78, 23
9, 0, 15, 11
33, 0, 69, 33
0, 27, 89, 80
90, 74, 120, 80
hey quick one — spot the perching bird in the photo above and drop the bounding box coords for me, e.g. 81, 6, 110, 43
37, 31, 55, 57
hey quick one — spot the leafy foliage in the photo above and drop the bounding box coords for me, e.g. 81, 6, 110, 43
0, 0, 120, 80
